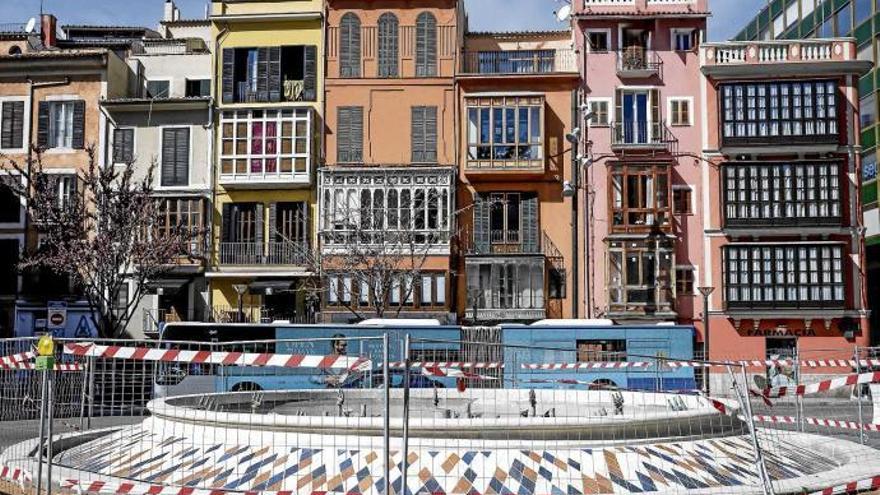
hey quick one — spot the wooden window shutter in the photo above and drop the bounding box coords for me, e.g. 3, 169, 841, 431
614, 90, 623, 126
256, 47, 270, 102
521, 193, 539, 253
222, 49, 235, 104
1, 101, 24, 149
113, 128, 133, 163
411, 107, 425, 163
303, 46, 317, 101
268, 46, 282, 103
268, 202, 277, 241
340, 13, 361, 78
415, 12, 437, 77
37, 101, 50, 148
337, 107, 350, 163
650, 89, 661, 140
378, 13, 399, 77
72, 100, 86, 149
348, 106, 363, 162
425, 106, 437, 162
473, 193, 490, 254
255, 203, 264, 247
221, 203, 232, 242
162, 128, 189, 186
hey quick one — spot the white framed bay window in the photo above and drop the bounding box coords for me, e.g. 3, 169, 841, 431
220, 108, 312, 184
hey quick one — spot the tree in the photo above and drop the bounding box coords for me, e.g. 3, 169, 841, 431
5, 146, 200, 338
296, 177, 454, 322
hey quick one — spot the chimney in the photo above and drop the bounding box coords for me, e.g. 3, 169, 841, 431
40, 14, 57, 48
164, 0, 179, 23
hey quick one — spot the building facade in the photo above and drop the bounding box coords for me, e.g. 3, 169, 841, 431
0, 15, 130, 337
103, 3, 214, 339
319, 0, 462, 323
574, 0, 709, 325
700, 38, 872, 374
456, 30, 580, 323
733, 0, 880, 340
209, 0, 323, 324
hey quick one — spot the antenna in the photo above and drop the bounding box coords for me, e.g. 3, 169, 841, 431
25, 17, 37, 34
555, 4, 572, 22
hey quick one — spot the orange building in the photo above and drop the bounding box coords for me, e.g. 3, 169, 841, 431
455, 31, 580, 323
319, 0, 464, 323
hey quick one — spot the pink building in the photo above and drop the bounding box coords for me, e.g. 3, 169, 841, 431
700, 39, 872, 375
574, 0, 709, 326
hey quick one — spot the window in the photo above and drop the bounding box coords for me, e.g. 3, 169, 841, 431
39, 100, 84, 149
863, 153, 878, 182
185, 79, 210, 98
220, 108, 312, 181
220, 202, 261, 265
411, 106, 437, 163
723, 162, 842, 226
613, 89, 661, 145
221, 45, 317, 103
836, 3, 853, 35
146, 80, 170, 98
672, 29, 695, 51
577, 340, 626, 362
858, 41, 874, 63
0, 100, 25, 150
0, 238, 19, 294
113, 128, 134, 163
668, 98, 692, 126
0, 175, 21, 224
549, 267, 566, 299
472, 192, 539, 254
672, 187, 692, 214
489, 192, 522, 245
860, 92, 876, 129
113, 283, 129, 320
340, 13, 362, 78
466, 258, 545, 314
466, 95, 543, 169
161, 128, 189, 187
724, 244, 845, 309
271, 202, 308, 243
607, 238, 674, 315
586, 98, 610, 127
377, 13, 399, 77
337, 106, 363, 163
720, 81, 839, 144
587, 30, 609, 52
785, 1, 799, 29
610, 164, 671, 232
158, 198, 204, 255
50, 174, 76, 210
418, 273, 447, 307
855, 0, 872, 26
675, 267, 695, 296
415, 12, 437, 77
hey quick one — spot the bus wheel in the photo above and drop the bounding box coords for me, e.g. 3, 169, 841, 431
232, 382, 262, 392
589, 379, 616, 391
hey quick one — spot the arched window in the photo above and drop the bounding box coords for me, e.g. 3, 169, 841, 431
415, 12, 437, 77
377, 13, 399, 77
340, 13, 361, 77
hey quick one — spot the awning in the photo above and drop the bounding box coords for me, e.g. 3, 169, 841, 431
248, 280, 296, 295
146, 278, 188, 294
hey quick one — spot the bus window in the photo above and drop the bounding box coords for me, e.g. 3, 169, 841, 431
576, 340, 627, 362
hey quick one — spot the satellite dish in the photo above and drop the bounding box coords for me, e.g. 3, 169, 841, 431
25, 17, 36, 34
555, 4, 572, 22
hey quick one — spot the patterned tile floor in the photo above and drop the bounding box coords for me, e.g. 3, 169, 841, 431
53, 424, 843, 494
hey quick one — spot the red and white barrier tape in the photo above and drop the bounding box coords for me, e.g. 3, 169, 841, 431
0, 351, 35, 367
809, 475, 880, 495
521, 362, 652, 370
0, 361, 84, 371
64, 343, 371, 371
421, 367, 496, 381
520, 359, 880, 370
0, 465, 31, 483
390, 361, 504, 369
764, 372, 880, 398
752, 415, 880, 432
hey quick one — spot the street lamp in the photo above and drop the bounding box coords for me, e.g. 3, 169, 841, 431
697, 286, 715, 394
232, 284, 248, 323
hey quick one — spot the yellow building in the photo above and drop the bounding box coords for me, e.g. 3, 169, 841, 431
209, 0, 323, 323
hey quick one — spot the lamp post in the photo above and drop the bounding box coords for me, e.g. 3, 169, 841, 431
564, 105, 596, 319
232, 284, 248, 323
697, 286, 715, 394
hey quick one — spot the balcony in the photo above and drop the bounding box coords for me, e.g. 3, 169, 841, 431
611, 121, 672, 150
465, 255, 546, 323
616, 48, 661, 78
135, 38, 208, 56
460, 49, 578, 75
219, 241, 308, 266
702, 40, 870, 79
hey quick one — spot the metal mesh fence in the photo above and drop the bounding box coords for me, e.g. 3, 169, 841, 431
0, 334, 878, 494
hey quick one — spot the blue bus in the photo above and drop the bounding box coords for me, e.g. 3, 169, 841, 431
155, 320, 695, 396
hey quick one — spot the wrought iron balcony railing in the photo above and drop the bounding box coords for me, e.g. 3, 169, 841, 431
219, 241, 308, 266
460, 49, 578, 75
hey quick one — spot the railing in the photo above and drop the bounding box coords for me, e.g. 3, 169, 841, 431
610, 121, 672, 148
615, 47, 662, 75
460, 49, 577, 75
0, 23, 26, 33
704, 40, 848, 67
136, 38, 208, 56
210, 305, 317, 324
219, 241, 309, 266
469, 308, 546, 321
142, 308, 211, 336
583, 0, 634, 4
321, 230, 451, 248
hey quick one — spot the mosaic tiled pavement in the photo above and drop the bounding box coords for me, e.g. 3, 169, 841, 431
52, 424, 842, 494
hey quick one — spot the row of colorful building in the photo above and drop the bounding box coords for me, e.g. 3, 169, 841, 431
0, 0, 874, 364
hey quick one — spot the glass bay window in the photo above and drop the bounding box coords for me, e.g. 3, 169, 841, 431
610, 163, 671, 233
466, 95, 543, 170
607, 238, 675, 316
220, 108, 311, 183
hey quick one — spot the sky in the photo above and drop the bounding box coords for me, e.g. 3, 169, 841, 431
0, 0, 766, 42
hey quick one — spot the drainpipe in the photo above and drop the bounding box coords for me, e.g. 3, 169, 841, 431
570, 89, 579, 319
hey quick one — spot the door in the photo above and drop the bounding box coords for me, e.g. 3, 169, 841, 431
765, 337, 797, 388
622, 91, 649, 144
